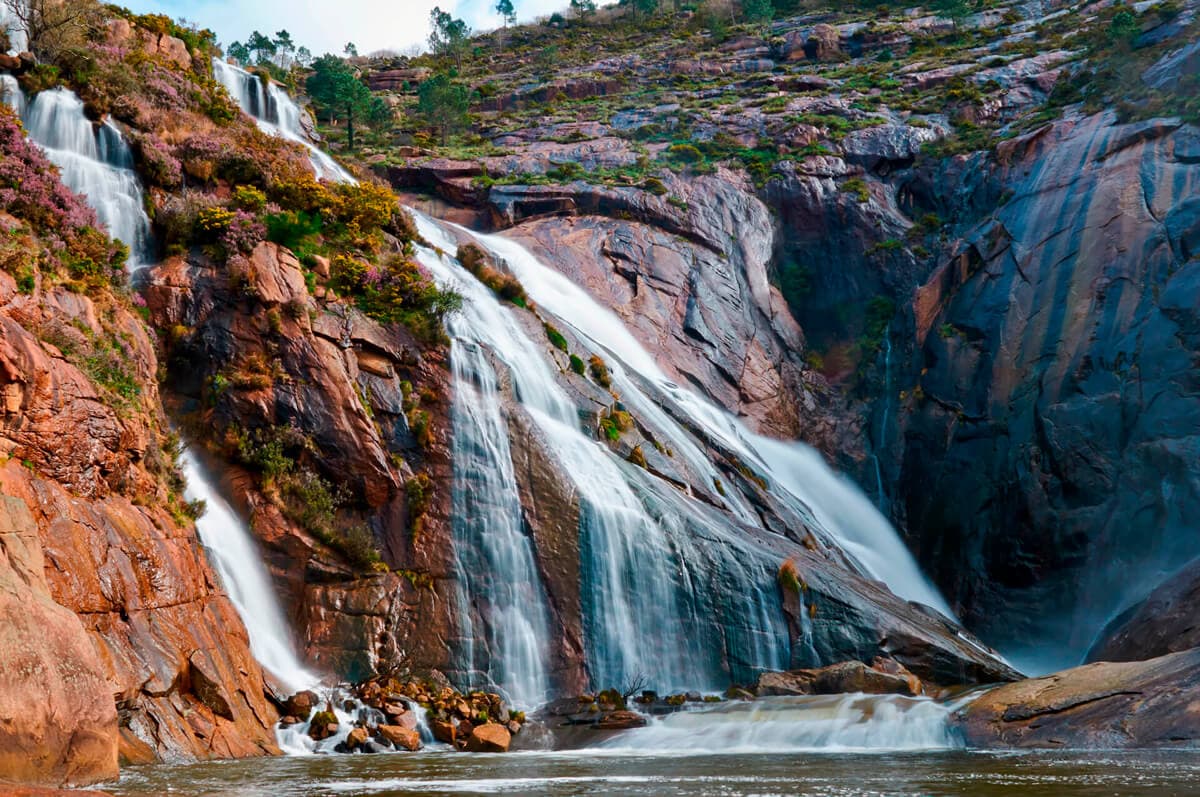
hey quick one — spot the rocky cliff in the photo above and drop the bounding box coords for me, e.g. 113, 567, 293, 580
364, 0, 1200, 672
2, 0, 1199, 785
0, 110, 277, 785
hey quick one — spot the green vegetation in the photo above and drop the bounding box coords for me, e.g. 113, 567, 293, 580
229, 425, 384, 570
307, 55, 390, 150
417, 74, 472, 145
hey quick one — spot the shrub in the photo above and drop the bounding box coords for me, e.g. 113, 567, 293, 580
569, 354, 586, 375
232, 185, 268, 212
777, 558, 803, 593
588, 354, 612, 388
666, 143, 704, 164
132, 133, 182, 189
544, 323, 568, 352
331, 253, 463, 339
842, 177, 870, 203
628, 445, 647, 468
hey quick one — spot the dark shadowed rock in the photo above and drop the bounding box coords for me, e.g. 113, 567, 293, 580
897, 113, 1200, 666
1087, 559, 1200, 663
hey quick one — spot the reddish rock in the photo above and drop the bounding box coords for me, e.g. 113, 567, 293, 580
595, 710, 648, 730
284, 690, 319, 719
0, 494, 117, 787
959, 650, 1200, 748
431, 719, 456, 744
345, 727, 369, 750
757, 660, 921, 697
377, 725, 421, 751
464, 723, 512, 752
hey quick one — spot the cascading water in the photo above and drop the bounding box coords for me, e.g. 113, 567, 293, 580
594, 694, 964, 754
180, 448, 318, 695
211, 58, 353, 183
463, 229, 953, 620
1, 73, 24, 116
448, 336, 552, 708
414, 215, 793, 694
1, 4, 27, 55
16, 87, 153, 268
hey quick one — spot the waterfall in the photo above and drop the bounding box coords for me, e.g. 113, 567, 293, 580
18, 87, 152, 268
1, 73, 23, 116
180, 448, 318, 694
414, 214, 792, 694
211, 58, 353, 183
463, 230, 953, 619
1, 3, 26, 55
448, 336, 552, 708
594, 694, 963, 754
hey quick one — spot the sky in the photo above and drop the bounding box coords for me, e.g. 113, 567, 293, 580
118, 0, 579, 57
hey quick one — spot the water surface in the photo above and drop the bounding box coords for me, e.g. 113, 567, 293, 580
109, 749, 1200, 796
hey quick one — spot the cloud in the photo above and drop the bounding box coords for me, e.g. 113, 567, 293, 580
119, 0, 575, 56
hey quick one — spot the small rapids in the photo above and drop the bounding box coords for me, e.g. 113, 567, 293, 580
590, 695, 963, 755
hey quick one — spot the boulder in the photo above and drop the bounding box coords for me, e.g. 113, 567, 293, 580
757, 660, 921, 697
431, 719, 456, 744
595, 710, 648, 730
1087, 559, 1200, 663
345, 727, 369, 750
464, 723, 512, 752
841, 125, 938, 171
307, 710, 338, 741
377, 725, 421, 751
958, 649, 1200, 748
284, 691, 319, 719
806, 24, 841, 61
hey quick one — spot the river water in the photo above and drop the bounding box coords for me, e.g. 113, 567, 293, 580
106, 749, 1200, 796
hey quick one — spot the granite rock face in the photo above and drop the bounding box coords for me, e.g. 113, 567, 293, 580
144, 243, 459, 684
896, 113, 1200, 668
0, 266, 278, 784
958, 649, 1200, 749
1087, 558, 1200, 664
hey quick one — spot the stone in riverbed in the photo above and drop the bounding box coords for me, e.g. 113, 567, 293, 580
284, 691, 319, 719
377, 725, 421, 751
757, 660, 921, 697
465, 723, 512, 752
345, 727, 369, 750
431, 719, 456, 744
307, 710, 338, 741
595, 710, 648, 730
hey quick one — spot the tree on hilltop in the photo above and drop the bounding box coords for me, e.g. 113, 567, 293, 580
429, 7, 471, 68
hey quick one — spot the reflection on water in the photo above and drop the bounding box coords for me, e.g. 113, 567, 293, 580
109, 749, 1200, 797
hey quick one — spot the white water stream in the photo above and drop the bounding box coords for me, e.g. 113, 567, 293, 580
5, 83, 152, 268
181, 449, 318, 694
462, 229, 952, 620
2, 61, 977, 753
595, 694, 963, 755
211, 58, 353, 183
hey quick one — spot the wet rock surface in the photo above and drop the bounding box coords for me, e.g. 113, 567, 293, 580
896, 113, 1200, 665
